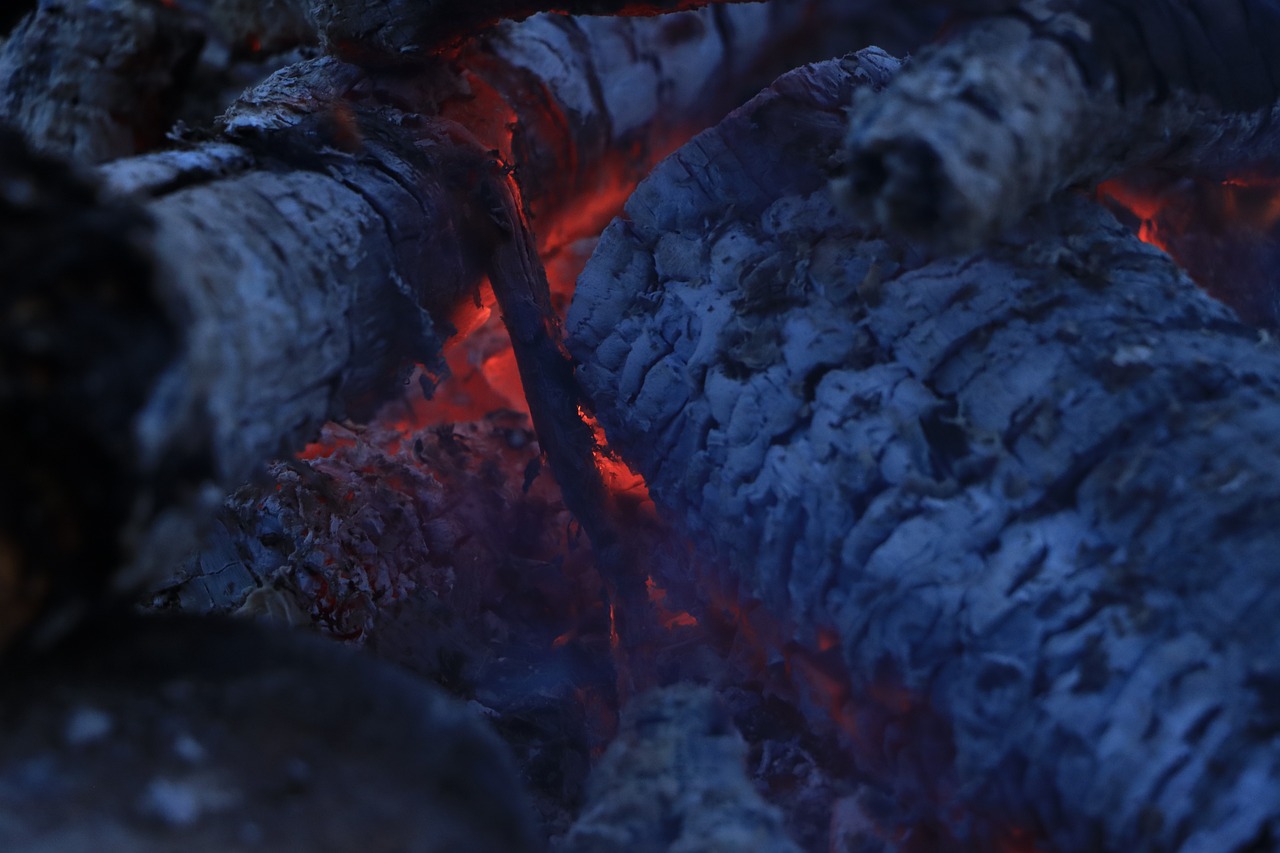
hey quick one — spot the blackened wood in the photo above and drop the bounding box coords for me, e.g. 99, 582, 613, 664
0, 0, 203, 163
0, 615, 538, 851
570, 51, 1280, 851
148, 414, 620, 835
561, 685, 801, 852
315, 0, 952, 63
0, 1, 896, 654
834, 1, 1280, 250
0, 130, 178, 653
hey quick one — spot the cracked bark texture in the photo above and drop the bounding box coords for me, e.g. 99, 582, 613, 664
834, 0, 1280, 249
570, 51, 1280, 852
1, 0, 884, 653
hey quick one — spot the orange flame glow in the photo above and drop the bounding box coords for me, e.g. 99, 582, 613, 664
1098, 174, 1280, 253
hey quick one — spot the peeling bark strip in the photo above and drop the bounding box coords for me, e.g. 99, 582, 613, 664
570, 52, 1280, 851
834, 0, 1280, 249
0, 616, 538, 851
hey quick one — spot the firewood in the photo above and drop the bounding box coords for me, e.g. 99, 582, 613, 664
834, 0, 1280, 250
0, 0, 203, 163
570, 49, 1280, 851
560, 684, 801, 853
0, 1, 883, 655
0, 129, 177, 654
0, 615, 538, 851
312, 0, 961, 63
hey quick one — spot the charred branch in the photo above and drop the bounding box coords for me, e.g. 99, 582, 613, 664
833, 0, 1280, 250
571, 51, 1280, 851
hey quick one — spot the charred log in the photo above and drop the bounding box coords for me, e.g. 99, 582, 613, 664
0, 130, 176, 653
834, 0, 1280, 250
570, 51, 1280, 851
0, 614, 538, 851
0, 0, 204, 163
1, 1, 886, 653
314, 0, 958, 64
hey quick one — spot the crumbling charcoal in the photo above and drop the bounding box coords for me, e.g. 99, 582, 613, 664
0, 614, 539, 852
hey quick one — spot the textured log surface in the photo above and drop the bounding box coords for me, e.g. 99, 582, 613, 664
313, 0, 955, 62
0, 615, 538, 852
570, 51, 1280, 851
835, 0, 1280, 249
0, 131, 177, 653
3, 0, 887, 652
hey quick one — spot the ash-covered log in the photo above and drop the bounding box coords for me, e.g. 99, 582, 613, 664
570, 50, 1280, 851
834, 0, 1280, 250
0, 0, 204, 163
0, 615, 538, 851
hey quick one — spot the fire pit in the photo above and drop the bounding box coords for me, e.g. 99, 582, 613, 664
3, 2, 1280, 851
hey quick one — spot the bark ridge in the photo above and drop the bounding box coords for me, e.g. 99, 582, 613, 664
569, 51, 1280, 851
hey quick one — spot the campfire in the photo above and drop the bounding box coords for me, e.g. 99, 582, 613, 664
3, 1, 1280, 851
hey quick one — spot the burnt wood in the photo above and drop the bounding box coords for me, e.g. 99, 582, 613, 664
570, 50, 1280, 851
2, 1, 878, 653
314, 0, 959, 62
834, 0, 1280, 250
0, 0, 204, 163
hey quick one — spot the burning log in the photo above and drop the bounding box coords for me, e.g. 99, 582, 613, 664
570, 50, 1280, 851
2, 0, 896, 653
0, 614, 539, 851
834, 0, 1280, 250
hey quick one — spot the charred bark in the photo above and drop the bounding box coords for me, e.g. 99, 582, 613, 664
313, 0, 958, 63
834, 0, 1280, 250
2, 1, 887, 652
570, 51, 1280, 851
0, 0, 204, 163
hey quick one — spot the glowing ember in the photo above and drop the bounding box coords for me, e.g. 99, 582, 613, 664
1098, 174, 1280, 328
644, 576, 698, 629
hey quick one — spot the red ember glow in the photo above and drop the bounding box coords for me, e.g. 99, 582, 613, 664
1098, 174, 1280, 252
644, 576, 698, 629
